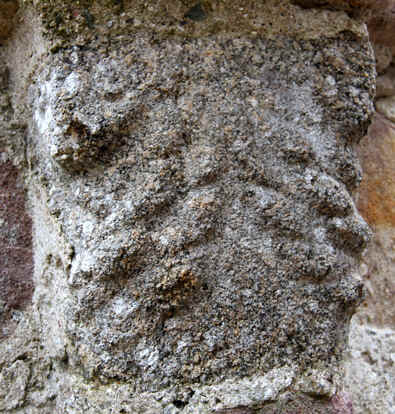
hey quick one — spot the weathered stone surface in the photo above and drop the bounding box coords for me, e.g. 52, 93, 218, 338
0, 0, 379, 412
0, 0, 18, 42
293, 0, 383, 12
30, 8, 373, 391
0, 50, 34, 340
345, 5, 395, 403
376, 95, 395, 122
0, 157, 34, 339
357, 114, 395, 230
0, 360, 30, 411
345, 92, 395, 412
345, 323, 395, 414
372, 43, 393, 74
376, 67, 395, 98
367, 0, 395, 47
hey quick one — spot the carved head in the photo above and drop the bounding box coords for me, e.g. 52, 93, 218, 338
27, 3, 374, 393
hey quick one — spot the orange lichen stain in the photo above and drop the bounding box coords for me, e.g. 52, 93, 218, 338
357, 114, 395, 227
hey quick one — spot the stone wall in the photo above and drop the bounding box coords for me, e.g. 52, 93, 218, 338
0, 1, 392, 413
0, 10, 34, 341
0, 157, 33, 339
344, 5, 395, 412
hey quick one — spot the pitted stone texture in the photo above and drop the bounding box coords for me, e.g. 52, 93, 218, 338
30, 0, 368, 44
0, 360, 30, 411
27, 18, 374, 396
0, 316, 57, 413
345, 323, 395, 414
293, 0, 387, 14
0, 0, 377, 412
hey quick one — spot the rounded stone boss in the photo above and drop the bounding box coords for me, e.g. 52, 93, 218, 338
4, 0, 375, 412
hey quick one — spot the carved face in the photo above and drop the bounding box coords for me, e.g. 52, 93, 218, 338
31, 33, 371, 389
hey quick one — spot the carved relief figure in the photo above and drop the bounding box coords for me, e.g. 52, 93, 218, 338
0, 0, 376, 412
